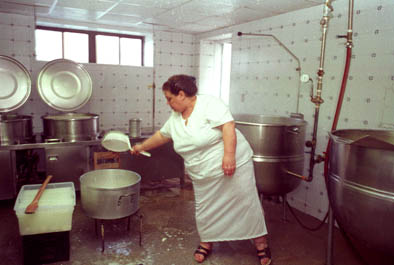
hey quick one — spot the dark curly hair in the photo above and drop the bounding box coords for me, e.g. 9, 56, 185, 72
162, 74, 197, 97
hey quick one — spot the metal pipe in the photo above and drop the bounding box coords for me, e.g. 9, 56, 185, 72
237, 32, 302, 113
282, 194, 287, 222
151, 26, 157, 133
304, 0, 334, 182
284, 169, 308, 181
152, 76, 156, 133
326, 206, 334, 265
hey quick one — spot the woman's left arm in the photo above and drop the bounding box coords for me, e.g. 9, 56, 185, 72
220, 121, 237, 176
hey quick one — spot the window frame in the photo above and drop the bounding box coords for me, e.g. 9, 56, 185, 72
35, 25, 145, 66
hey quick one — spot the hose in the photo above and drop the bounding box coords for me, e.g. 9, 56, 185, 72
323, 45, 352, 182
286, 200, 329, 231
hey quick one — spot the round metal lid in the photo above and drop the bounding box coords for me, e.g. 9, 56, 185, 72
37, 59, 92, 112
0, 55, 31, 112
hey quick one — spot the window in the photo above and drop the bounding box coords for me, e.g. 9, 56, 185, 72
35, 26, 144, 66
96, 35, 119, 65
64, 32, 89, 63
35, 29, 62, 61
120, 38, 142, 66
220, 42, 232, 104
199, 39, 232, 104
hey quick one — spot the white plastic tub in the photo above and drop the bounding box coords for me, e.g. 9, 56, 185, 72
14, 182, 76, 235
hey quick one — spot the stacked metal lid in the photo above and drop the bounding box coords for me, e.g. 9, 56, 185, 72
0, 55, 31, 113
37, 59, 92, 112
0, 56, 93, 112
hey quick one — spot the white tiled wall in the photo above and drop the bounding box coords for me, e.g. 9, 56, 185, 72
152, 31, 197, 129
0, 12, 197, 135
197, 0, 394, 220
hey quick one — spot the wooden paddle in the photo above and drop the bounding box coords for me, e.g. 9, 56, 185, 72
24, 175, 53, 214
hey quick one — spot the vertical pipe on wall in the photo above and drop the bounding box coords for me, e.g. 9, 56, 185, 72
151, 26, 157, 133
305, 0, 334, 181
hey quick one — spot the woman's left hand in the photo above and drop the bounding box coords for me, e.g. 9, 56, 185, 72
222, 153, 236, 176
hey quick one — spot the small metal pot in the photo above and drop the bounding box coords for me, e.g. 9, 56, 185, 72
129, 118, 142, 138
42, 112, 99, 142
0, 114, 34, 145
79, 169, 141, 220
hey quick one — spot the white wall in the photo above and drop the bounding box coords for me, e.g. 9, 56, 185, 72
197, 0, 394, 220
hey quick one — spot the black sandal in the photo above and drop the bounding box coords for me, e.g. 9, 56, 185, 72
257, 247, 272, 265
194, 244, 212, 263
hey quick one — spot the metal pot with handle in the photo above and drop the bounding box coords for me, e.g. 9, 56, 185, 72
0, 114, 34, 145
79, 169, 141, 220
42, 112, 99, 142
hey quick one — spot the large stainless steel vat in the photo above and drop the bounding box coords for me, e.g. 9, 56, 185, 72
328, 129, 394, 259
234, 114, 307, 195
79, 169, 141, 220
0, 114, 34, 145
42, 113, 99, 142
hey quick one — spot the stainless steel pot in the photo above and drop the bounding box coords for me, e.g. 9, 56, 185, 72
79, 169, 141, 220
0, 114, 34, 145
327, 129, 394, 258
234, 114, 307, 195
42, 113, 99, 142
129, 118, 142, 138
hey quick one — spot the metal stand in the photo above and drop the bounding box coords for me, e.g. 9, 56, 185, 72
94, 209, 143, 252
326, 206, 334, 265
281, 194, 288, 222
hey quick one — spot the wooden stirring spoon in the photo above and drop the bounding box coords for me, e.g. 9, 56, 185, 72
24, 175, 53, 214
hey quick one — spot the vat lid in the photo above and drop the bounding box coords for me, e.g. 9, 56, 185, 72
37, 59, 92, 112
351, 135, 394, 150
0, 55, 31, 112
330, 130, 394, 151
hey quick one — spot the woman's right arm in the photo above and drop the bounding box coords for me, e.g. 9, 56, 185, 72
131, 130, 171, 155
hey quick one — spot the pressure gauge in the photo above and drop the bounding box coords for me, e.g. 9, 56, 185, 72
300, 74, 310, 83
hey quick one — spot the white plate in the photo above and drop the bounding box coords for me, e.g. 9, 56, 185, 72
0, 55, 31, 112
37, 59, 92, 111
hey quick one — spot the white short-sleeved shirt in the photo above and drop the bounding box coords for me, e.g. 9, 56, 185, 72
160, 94, 253, 180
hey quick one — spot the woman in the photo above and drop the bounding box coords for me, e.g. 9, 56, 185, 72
132, 74, 272, 265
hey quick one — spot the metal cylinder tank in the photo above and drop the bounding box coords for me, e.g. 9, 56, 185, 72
234, 114, 307, 195
42, 113, 99, 142
328, 129, 394, 260
0, 114, 34, 145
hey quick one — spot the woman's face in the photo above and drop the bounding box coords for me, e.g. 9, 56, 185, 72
164, 90, 185, 113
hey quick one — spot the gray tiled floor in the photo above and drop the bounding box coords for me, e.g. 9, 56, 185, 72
0, 178, 372, 265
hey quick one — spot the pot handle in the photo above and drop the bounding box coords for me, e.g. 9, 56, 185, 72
287, 126, 300, 135
45, 138, 63, 143
118, 192, 137, 206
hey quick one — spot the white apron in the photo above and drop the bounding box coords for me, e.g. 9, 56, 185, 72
193, 159, 268, 242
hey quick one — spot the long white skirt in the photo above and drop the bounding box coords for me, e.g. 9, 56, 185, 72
192, 159, 268, 242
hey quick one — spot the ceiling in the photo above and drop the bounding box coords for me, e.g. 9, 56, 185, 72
1, 0, 328, 34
